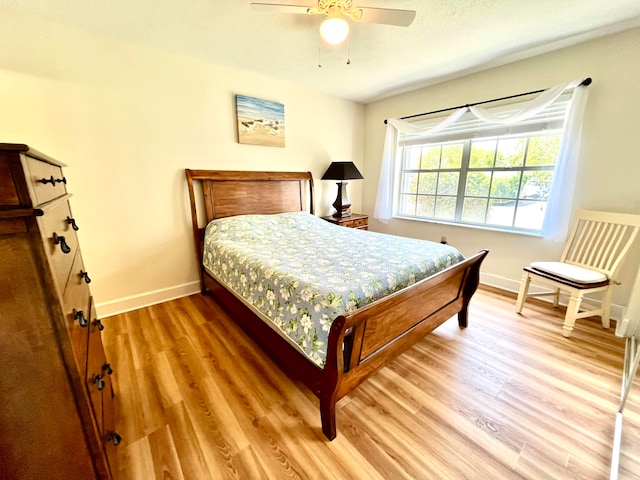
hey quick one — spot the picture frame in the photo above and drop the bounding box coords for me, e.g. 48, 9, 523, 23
235, 94, 285, 147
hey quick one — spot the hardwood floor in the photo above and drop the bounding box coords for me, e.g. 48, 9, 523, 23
102, 287, 640, 479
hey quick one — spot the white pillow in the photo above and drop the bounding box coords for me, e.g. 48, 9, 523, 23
530, 261, 608, 284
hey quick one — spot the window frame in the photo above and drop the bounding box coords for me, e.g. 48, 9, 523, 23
392, 95, 571, 234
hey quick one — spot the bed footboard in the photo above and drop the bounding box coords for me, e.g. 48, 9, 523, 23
320, 249, 489, 440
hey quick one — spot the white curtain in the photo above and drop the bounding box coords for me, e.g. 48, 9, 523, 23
469, 81, 576, 124
374, 107, 468, 223
373, 123, 398, 222
374, 79, 589, 241
540, 85, 589, 241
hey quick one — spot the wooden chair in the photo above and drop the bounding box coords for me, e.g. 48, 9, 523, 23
516, 210, 640, 337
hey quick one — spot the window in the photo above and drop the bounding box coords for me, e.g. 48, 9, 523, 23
394, 94, 570, 233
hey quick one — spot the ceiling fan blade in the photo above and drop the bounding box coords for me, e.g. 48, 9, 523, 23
250, 3, 311, 15
358, 7, 416, 27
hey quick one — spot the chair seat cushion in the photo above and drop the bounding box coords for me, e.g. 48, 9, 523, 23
529, 261, 608, 284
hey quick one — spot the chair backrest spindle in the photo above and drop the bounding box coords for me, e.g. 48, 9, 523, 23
595, 223, 617, 269
561, 210, 640, 279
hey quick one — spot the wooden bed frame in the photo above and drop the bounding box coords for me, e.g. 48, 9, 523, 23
185, 169, 488, 440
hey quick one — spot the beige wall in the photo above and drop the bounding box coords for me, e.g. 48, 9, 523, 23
363, 27, 640, 316
0, 12, 364, 316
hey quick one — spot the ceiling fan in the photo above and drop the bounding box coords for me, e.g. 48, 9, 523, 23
250, 1, 417, 45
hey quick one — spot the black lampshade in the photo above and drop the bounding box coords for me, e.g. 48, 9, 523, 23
321, 161, 364, 181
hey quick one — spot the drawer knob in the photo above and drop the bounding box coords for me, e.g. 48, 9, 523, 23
92, 374, 105, 391
80, 270, 91, 284
106, 430, 122, 446
66, 216, 79, 231
102, 363, 113, 376
73, 309, 89, 327
53, 233, 71, 254
93, 318, 105, 331
39, 175, 67, 186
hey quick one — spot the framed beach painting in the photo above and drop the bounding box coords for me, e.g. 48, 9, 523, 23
235, 94, 285, 147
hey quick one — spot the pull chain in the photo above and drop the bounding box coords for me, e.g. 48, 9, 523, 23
346, 34, 351, 65
317, 35, 352, 67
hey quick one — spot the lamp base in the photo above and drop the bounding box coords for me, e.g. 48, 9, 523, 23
332, 182, 352, 217
332, 210, 352, 218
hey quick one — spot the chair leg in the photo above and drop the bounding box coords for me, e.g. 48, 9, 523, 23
552, 287, 560, 308
562, 291, 583, 338
601, 286, 613, 329
516, 271, 531, 314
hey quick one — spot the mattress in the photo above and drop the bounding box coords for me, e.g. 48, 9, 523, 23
203, 211, 465, 367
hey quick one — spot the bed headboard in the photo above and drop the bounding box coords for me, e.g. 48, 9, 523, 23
185, 169, 315, 278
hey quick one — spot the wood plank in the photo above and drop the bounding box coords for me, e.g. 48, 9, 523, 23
147, 425, 185, 480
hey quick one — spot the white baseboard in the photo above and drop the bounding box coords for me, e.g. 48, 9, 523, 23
96, 281, 201, 318
480, 272, 624, 322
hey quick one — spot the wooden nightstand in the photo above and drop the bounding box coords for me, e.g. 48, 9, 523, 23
321, 213, 368, 230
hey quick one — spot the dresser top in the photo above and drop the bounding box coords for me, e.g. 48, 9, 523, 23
0, 143, 66, 167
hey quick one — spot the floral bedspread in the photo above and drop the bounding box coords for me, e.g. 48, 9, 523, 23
203, 211, 465, 367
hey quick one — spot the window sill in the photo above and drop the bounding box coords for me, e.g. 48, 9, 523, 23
391, 214, 543, 237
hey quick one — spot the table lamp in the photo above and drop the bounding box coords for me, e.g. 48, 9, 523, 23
321, 161, 364, 218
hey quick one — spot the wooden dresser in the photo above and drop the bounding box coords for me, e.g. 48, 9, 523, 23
0, 144, 119, 479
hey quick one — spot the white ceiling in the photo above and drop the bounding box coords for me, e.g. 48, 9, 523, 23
2, 0, 640, 103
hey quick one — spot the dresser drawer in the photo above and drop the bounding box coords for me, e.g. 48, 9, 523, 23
24, 155, 68, 206
86, 298, 111, 436
39, 200, 80, 293
87, 294, 120, 474
351, 217, 368, 229
62, 252, 92, 375
338, 217, 368, 228
103, 382, 119, 477
339, 218, 355, 227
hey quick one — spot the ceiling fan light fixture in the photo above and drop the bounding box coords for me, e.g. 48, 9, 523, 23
320, 16, 349, 45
